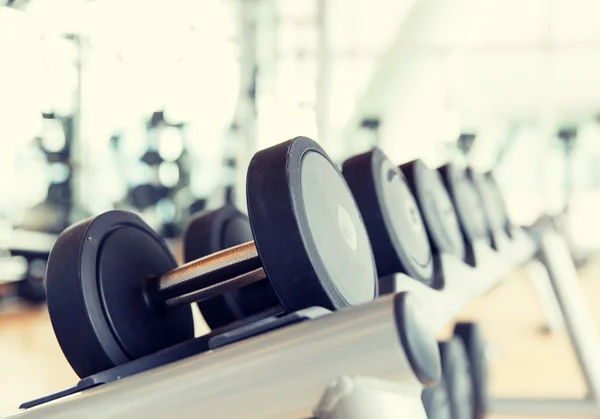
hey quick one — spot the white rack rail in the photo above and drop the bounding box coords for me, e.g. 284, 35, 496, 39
5, 229, 538, 419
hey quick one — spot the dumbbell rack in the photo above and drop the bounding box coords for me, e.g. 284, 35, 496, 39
489, 227, 600, 418
5, 227, 540, 419
391, 227, 536, 332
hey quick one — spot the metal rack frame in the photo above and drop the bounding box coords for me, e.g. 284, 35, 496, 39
490, 229, 600, 417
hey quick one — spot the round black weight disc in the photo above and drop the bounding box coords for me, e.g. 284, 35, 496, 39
485, 172, 512, 236
184, 205, 278, 329
342, 148, 434, 284
439, 338, 475, 419
16, 277, 46, 305
400, 159, 465, 261
454, 322, 488, 419
439, 339, 474, 419
422, 380, 451, 419
438, 164, 491, 245
247, 137, 377, 312
46, 211, 194, 378
468, 168, 505, 240
395, 292, 442, 386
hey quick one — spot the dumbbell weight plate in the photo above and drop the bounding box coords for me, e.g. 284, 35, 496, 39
46, 211, 194, 378
468, 169, 505, 242
184, 205, 279, 329
439, 338, 474, 419
342, 148, 433, 284
16, 277, 46, 305
248, 137, 377, 311
485, 172, 512, 236
438, 164, 491, 246
422, 380, 451, 419
400, 159, 465, 261
47, 137, 378, 379
454, 322, 488, 419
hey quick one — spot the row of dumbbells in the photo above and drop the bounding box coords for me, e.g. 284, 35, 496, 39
422, 322, 487, 419
40, 136, 507, 415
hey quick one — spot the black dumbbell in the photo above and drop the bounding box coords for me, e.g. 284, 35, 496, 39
422, 378, 451, 419
16, 277, 46, 305
438, 164, 492, 251
439, 337, 475, 419
342, 148, 434, 286
484, 171, 513, 237
467, 168, 508, 248
454, 322, 488, 419
46, 137, 379, 378
400, 159, 466, 263
187, 160, 465, 319
183, 205, 279, 329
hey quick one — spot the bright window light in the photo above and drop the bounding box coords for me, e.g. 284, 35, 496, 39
158, 162, 180, 188
158, 127, 184, 162
41, 119, 67, 153
50, 162, 70, 183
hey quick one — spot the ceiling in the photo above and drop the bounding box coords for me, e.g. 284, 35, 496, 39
355, 0, 600, 128
5, 0, 600, 146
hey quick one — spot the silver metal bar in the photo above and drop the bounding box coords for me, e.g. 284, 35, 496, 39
490, 398, 599, 417
164, 267, 266, 307
493, 229, 600, 417
539, 230, 600, 403
157, 241, 261, 304
527, 259, 565, 333
8, 294, 422, 419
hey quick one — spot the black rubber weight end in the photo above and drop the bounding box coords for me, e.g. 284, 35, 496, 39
343, 148, 434, 284
47, 211, 194, 379
247, 137, 341, 312
400, 159, 466, 261
421, 380, 451, 419
438, 164, 490, 245
439, 337, 475, 419
393, 292, 441, 386
248, 137, 377, 312
454, 322, 488, 419
467, 168, 499, 240
342, 149, 400, 277
46, 218, 112, 378
183, 204, 253, 262
484, 172, 513, 238
184, 204, 279, 329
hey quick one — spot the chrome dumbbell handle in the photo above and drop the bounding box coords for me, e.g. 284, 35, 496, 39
153, 241, 266, 308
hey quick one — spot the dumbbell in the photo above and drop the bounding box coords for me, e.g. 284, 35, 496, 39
421, 378, 451, 419
438, 337, 474, 419
186, 158, 464, 324
183, 204, 279, 329
454, 322, 488, 419
16, 277, 46, 305
467, 168, 508, 248
484, 171, 512, 237
46, 137, 379, 378
342, 148, 434, 286
438, 164, 492, 252
400, 159, 466, 263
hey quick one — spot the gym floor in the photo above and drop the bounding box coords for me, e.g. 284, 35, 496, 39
1, 260, 599, 418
